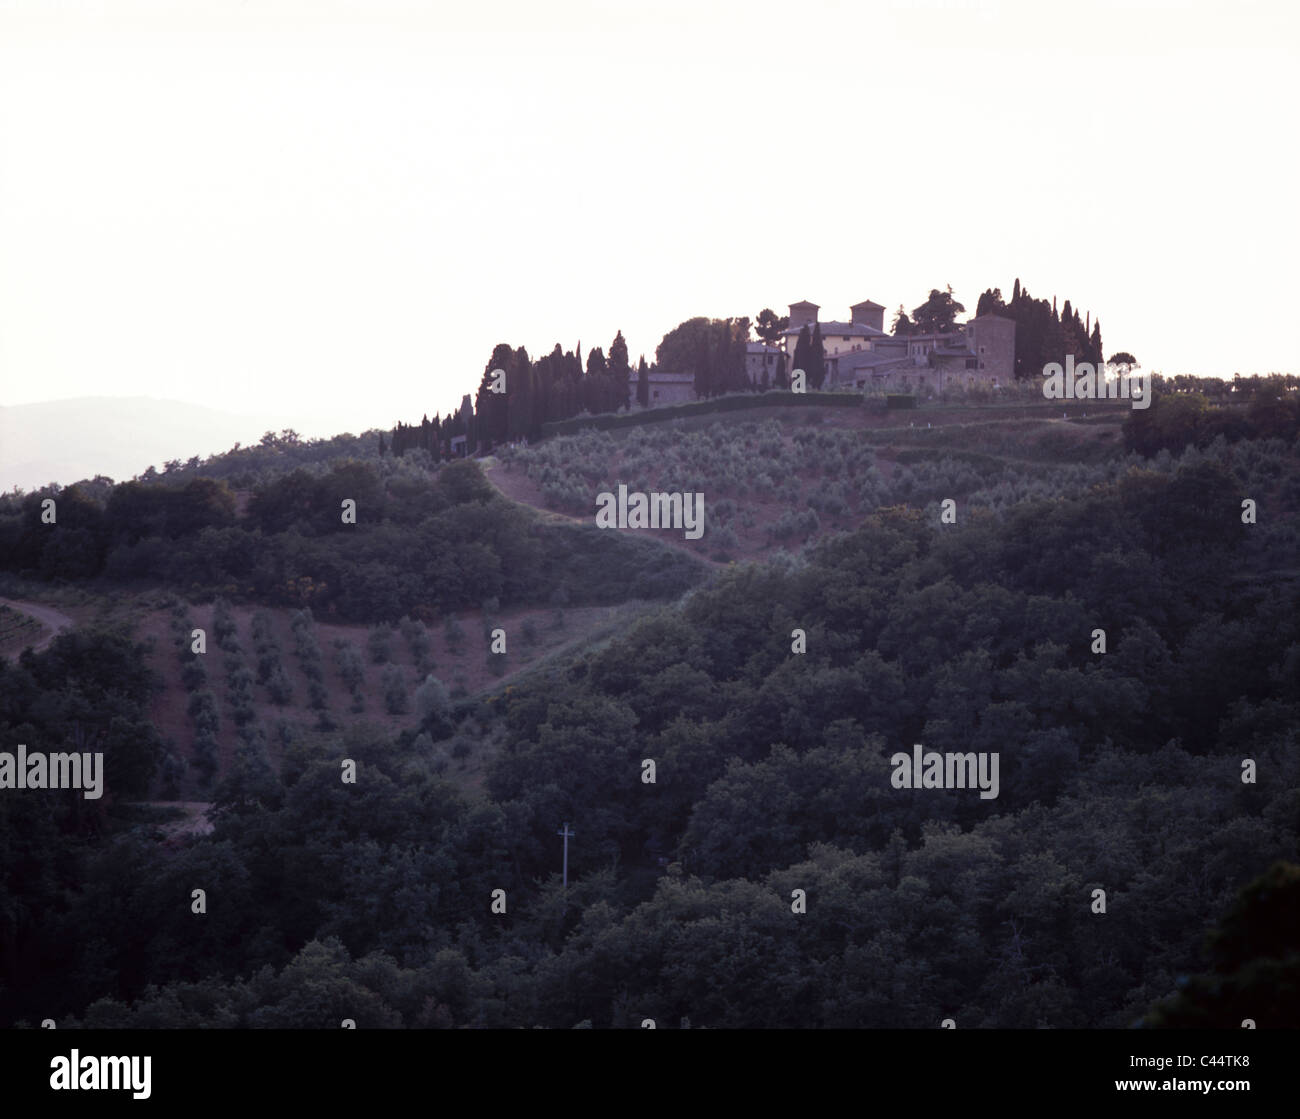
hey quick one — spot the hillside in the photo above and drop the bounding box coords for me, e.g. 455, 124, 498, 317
492, 401, 1130, 562
0, 445, 708, 802
2, 390, 1299, 1032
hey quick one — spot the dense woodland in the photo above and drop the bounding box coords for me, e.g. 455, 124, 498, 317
0, 459, 703, 620
1, 390, 1298, 1027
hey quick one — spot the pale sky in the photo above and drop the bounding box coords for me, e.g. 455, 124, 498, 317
1, 0, 1296, 442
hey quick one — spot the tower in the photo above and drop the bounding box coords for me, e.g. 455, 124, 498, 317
788, 301, 819, 330
849, 300, 885, 332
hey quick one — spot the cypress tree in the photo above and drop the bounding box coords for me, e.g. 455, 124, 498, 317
608, 330, 630, 378
810, 322, 826, 389
1059, 300, 1079, 363
636, 356, 649, 408
609, 331, 632, 411
1042, 299, 1066, 372
694, 332, 712, 400
722, 319, 746, 393
792, 325, 812, 387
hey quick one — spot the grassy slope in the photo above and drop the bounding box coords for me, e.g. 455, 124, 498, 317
492, 402, 1132, 564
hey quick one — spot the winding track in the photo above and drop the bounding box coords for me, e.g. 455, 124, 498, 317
0, 596, 74, 654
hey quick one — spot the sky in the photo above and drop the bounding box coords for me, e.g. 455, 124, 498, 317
1, 0, 1296, 443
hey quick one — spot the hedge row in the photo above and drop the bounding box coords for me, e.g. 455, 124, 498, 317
537, 390, 863, 439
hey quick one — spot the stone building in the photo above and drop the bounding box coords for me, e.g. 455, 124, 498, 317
784, 298, 1016, 394
781, 299, 889, 363
746, 341, 785, 384
626, 296, 1017, 408
634, 370, 696, 406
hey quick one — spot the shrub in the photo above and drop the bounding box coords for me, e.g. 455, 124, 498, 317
401, 617, 433, 667
188, 689, 219, 723
381, 665, 408, 715
415, 675, 451, 725
158, 752, 186, 799
266, 665, 293, 706
211, 597, 238, 646
335, 641, 366, 691
291, 611, 323, 665
367, 625, 394, 665
192, 731, 219, 785
770, 508, 820, 543
255, 650, 278, 685
250, 609, 276, 643
228, 665, 255, 694
709, 524, 740, 557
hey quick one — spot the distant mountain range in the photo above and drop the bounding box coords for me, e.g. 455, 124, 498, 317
0, 397, 307, 493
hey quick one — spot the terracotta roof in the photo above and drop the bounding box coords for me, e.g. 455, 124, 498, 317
782, 320, 886, 339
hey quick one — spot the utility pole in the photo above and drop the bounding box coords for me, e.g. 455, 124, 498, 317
557, 822, 575, 888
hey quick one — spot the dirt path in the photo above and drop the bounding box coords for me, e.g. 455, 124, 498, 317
0, 597, 74, 654
480, 459, 729, 567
